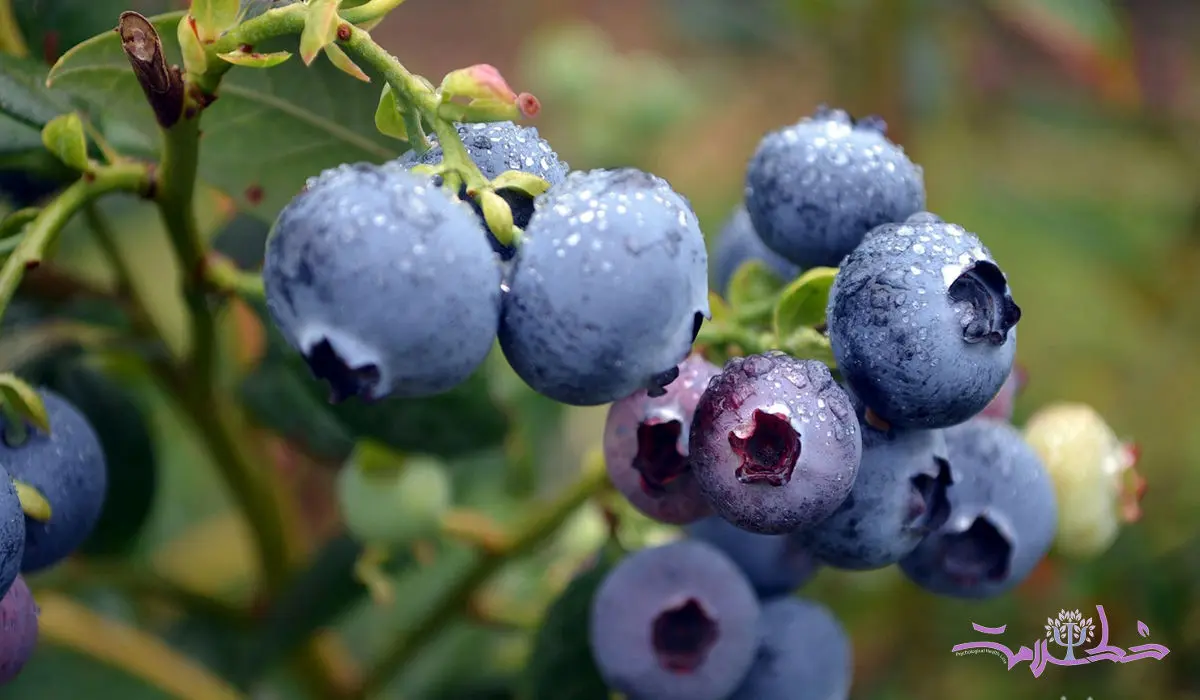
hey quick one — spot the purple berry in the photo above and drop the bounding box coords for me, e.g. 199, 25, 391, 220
604, 354, 721, 525
712, 205, 801, 298
978, 365, 1027, 422
0, 469, 24, 600
729, 596, 852, 700
686, 516, 819, 598
799, 410, 953, 570
827, 212, 1021, 429
0, 576, 38, 684
589, 539, 760, 700
689, 352, 862, 535
744, 106, 925, 269
1, 389, 108, 573
900, 417, 1057, 599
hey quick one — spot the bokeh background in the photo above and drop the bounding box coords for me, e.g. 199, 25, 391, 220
3, 0, 1200, 699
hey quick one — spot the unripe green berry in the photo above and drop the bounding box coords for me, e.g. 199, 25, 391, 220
1023, 402, 1140, 559
337, 445, 452, 546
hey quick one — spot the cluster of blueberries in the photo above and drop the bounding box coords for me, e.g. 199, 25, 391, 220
1, 391, 108, 683
591, 110, 1052, 700
259, 107, 1054, 700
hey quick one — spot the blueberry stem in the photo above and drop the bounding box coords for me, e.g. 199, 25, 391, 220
12, 479, 52, 521
358, 450, 611, 697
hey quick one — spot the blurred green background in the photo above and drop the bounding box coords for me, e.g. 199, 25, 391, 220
3, 0, 1200, 699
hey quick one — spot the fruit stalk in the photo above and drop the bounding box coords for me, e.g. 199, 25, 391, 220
357, 452, 610, 696
0, 162, 151, 328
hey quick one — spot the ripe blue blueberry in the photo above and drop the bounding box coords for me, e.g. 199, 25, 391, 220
0, 470, 23, 600
589, 539, 760, 700
499, 168, 710, 406
744, 106, 925, 268
604, 354, 721, 525
979, 365, 1026, 422
0, 389, 107, 573
711, 205, 800, 298
729, 596, 852, 700
900, 417, 1057, 599
827, 211, 1021, 429
686, 516, 819, 598
0, 576, 38, 684
390, 121, 569, 258
689, 351, 862, 535
263, 163, 502, 403
799, 400, 953, 570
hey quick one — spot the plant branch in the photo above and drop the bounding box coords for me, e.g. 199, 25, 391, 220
0, 162, 151, 328
37, 591, 246, 700
358, 451, 609, 697
204, 253, 265, 302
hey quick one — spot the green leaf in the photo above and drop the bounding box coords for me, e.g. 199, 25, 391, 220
0, 371, 50, 432
778, 326, 835, 369
727, 259, 785, 324
46, 12, 404, 219
40, 112, 90, 172
17, 352, 159, 557
373, 84, 407, 140
0, 53, 73, 156
238, 299, 510, 460
175, 15, 208, 76
215, 49, 292, 68
189, 0, 240, 42
239, 531, 416, 683
300, 0, 341, 66
323, 43, 370, 83
772, 266, 839, 338
519, 542, 622, 700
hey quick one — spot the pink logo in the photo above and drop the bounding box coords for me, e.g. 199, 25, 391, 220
952, 604, 1170, 678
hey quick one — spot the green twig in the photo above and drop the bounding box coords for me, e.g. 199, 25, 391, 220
155, 117, 216, 388
357, 453, 610, 697
204, 254, 266, 302
0, 162, 151, 329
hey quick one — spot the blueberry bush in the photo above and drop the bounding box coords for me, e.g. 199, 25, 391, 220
0, 0, 1187, 698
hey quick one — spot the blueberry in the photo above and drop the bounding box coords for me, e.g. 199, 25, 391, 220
0, 576, 38, 684
499, 169, 710, 406
263, 163, 502, 403
604, 354, 721, 525
685, 516, 818, 598
711, 205, 801, 298
978, 365, 1027, 422
0, 389, 107, 573
729, 596, 852, 700
689, 352, 862, 535
744, 106, 925, 268
900, 417, 1057, 599
827, 211, 1021, 429
589, 539, 760, 700
389, 121, 569, 259
0, 470, 23, 599
799, 402, 953, 570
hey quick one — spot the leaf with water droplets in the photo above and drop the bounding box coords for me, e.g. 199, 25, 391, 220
773, 266, 838, 338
